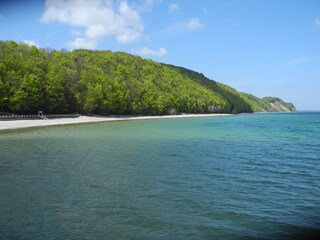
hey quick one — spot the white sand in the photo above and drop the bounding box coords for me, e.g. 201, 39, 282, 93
0, 114, 230, 131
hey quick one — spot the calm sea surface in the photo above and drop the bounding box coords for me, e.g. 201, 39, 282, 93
0, 112, 319, 239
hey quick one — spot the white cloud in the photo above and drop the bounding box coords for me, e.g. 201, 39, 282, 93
186, 18, 203, 30
71, 29, 82, 36
168, 3, 179, 13
23, 40, 38, 47
139, 0, 162, 11
158, 18, 204, 35
66, 37, 98, 50
314, 17, 320, 27
41, 0, 144, 49
135, 47, 167, 57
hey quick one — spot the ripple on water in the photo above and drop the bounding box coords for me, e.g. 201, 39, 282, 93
0, 112, 319, 239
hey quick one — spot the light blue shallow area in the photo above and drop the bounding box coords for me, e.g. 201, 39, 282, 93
0, 112, 319, 239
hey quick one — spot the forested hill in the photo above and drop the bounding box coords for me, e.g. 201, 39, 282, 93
0, 41, 295, 115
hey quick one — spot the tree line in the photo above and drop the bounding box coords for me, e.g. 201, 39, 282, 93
0, 41, 295, 115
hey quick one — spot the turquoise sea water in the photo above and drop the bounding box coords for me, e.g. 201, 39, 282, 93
0, 112, 319, 239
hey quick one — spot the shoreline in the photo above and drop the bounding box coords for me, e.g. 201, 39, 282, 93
0, 114, 231, 131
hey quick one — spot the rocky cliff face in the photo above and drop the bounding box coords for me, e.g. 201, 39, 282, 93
269, 102, 295, 112
262, 97, 296, 112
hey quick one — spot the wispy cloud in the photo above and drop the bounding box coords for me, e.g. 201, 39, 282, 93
23, 40, 38, 47
286, 55, 318, 66
314, 17, 320, 28
66, 38, 97, 50
139, 0, 162, 12
0, 14, 3, 20
168, 3, 179, 13
225, 18, 240, 27
41, 0, 144, 49
71, 29, 82, 36
158, 18, 204, 35
186, 18, 203, 30
134, 47, 167, 57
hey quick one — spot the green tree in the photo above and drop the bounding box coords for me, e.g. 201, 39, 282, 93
0, 40, 295, 115
83, 83, 103, 113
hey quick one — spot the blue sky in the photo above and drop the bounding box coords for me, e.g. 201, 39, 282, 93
1, 0, 320, 110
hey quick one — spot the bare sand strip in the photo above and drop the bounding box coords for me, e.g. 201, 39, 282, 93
0, 114, 230, 131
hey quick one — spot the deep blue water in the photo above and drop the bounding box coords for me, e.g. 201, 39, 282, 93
0, 112, 319, 239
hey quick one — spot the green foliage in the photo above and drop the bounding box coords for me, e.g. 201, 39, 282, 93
260, 97, 296, 112
239, 94, 296, 112
0, 41, 295, 115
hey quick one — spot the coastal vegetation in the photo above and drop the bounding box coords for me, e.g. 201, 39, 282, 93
0, 41, 295, 115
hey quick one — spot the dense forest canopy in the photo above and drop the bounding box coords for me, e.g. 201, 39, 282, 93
0, 41, 295, 115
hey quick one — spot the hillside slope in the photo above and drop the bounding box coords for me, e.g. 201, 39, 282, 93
0, 41, 295, 115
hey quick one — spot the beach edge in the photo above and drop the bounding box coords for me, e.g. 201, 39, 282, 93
0, 114, 231, 131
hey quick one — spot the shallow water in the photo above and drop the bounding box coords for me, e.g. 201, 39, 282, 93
0, 112, 319, 239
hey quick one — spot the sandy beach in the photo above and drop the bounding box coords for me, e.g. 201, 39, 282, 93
0, 114, 230, 131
